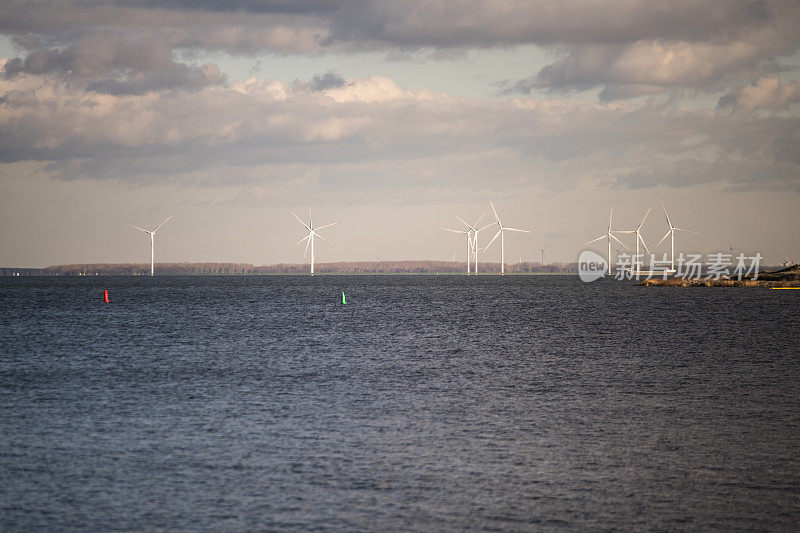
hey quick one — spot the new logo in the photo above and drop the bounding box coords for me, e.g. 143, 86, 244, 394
579, 250, 608, 282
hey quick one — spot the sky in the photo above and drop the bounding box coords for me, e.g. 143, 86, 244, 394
0, 0, 799, 268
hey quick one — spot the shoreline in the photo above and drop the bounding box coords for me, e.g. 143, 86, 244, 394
639, 279, 800, 288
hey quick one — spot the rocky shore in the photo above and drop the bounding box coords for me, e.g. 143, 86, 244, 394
639, 264, 800, 287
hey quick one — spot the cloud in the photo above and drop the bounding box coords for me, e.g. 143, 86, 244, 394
1, 70, 797, 202
308, 70, 347, 92
2, 33, 225, 94
489, 2, 799, 100
2, 1, 797, 54
718, 75, 800, 111
503, 27, 799, 99
1, 1, 798, 101
0, 2, 330, 55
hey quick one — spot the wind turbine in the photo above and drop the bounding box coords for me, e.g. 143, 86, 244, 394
623, 207, 651, 271
292, 209, 337, 275
445, 213, 485, 274
655, 202, 697, 271
482, 202, 530, 275
539, 243, 550, 265
461, 213, 487, 274
129, 216, 172, 276
585, 208, 628, 271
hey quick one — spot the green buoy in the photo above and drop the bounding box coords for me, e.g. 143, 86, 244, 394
341, 291, 347, 305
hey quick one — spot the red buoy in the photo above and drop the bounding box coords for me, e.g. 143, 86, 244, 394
104, 289, 109, 303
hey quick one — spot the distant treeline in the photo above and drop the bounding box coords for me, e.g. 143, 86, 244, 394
1, 261, 579, 276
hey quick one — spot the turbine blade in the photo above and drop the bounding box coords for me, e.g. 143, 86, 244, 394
443, 228, 467, 234
637, 207, 651, 230
674, 227, 698, 234
608, 208, 613, 232
478, 222, 496, 231
661, 202, 672, 229
656, 230, 671, 247
316, 233, 334, 245
315, 222, 338, 231
614, 230, 635, 234
152, 216, 173, 233
504, 227, 530, 233
474, 213, 485, 227
129, 224, 149, 233
484, 229, 501, 250
303, 235, 311, 258
455, 215, 471, 228
296, 235, 310, 246
292, 212, 310, 231
585, 235, 605, 245
610, 233, 629, 249
490, 201, 500, 222
543, 243, 550, 250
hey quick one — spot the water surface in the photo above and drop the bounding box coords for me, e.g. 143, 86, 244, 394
1, 276, 799, 530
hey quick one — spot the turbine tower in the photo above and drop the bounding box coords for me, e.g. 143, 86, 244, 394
445, 213, 485, 274
585, 208, 627, 271
292, 209, 337, 275
461, 214, 486, 274
482, 202, 530, 275
655, 202, 697, 271
539, 243, 550, 265
129, 216, 172, 276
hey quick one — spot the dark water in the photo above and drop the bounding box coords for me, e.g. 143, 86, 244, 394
1, 275, 799, 531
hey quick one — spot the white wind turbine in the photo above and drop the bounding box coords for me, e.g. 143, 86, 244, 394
656, 202, 697, 271
482, 202, 530, 275
444, 213, 484, 274
129, 216, 172, 276
292, 209, 337, 274
619, 207, 652, 271
585, 208, 628, 271
461, 213, 487, 274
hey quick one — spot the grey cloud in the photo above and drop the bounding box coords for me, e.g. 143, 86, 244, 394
1, 73, 797, 201
308, 70, 347, 91
503, 28, 798, 100
324, 1, 784, 49
2, 33, 225, 94
597, 84, 665, 102
87, 64, 225, 95
0, 2, 330, 55
0, 1, 794, 52
1, 0, 798, 101
115, 0, 343, 15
